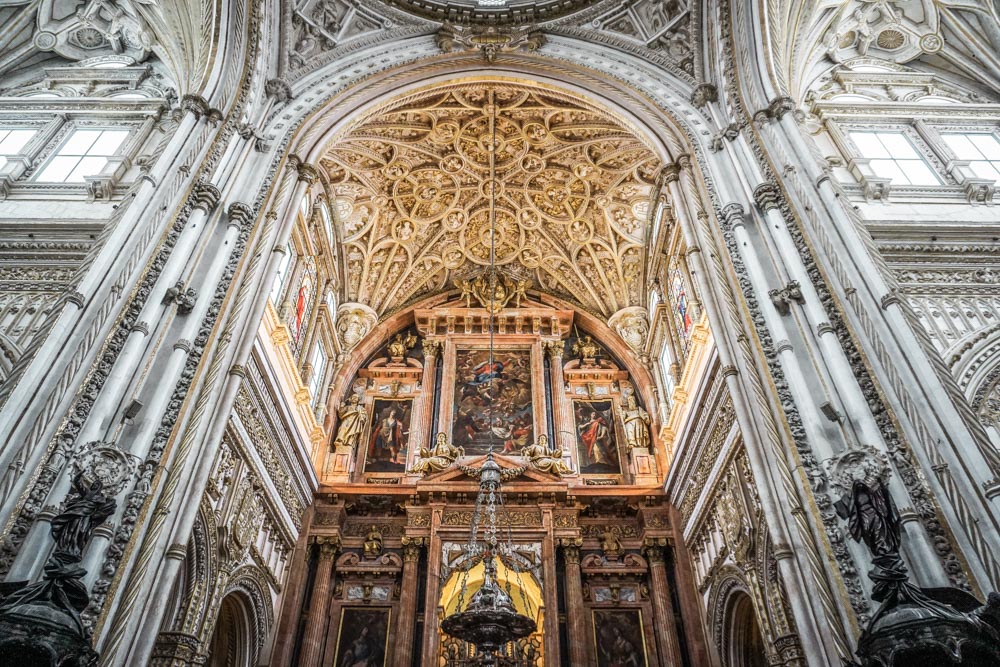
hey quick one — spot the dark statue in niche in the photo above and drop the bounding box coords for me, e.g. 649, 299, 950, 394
836, 478, 1000, 666
0, 471, 117, 665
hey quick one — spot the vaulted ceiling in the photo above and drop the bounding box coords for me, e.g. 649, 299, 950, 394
320, 82, 662, 319
766, 0, 1000, 102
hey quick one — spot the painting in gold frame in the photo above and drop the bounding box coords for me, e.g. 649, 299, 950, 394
333, 606, 390, 666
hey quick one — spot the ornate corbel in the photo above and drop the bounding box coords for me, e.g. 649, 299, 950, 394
768, 281, 804, 315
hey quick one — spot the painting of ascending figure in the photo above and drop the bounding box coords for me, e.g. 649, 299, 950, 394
574, 400, 621, 474
452, 348, 533, 456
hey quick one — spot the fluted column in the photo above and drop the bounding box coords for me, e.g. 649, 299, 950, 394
299, 537, 338, 667
559, 538, 590, 665
393, 537, 425, 667
644, 541, 683, 666
543, 340, 575, 468
416, 339, 442, 450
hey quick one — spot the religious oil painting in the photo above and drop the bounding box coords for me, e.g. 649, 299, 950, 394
364, 399, 412, 473
333, 607, 390, 667
573, 400, 621, 474
452, 348, 534, 456
593, 609, 648, 667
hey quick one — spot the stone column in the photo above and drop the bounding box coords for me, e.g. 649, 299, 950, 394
543, 340, 575, 469
393, 537, 425, 667
559, 538, 590, 665
416, 339, 442, 455
644, 541, 683, 667
298, 537, 338, 667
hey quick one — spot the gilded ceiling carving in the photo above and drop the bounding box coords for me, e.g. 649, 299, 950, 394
321, 83, 661, 318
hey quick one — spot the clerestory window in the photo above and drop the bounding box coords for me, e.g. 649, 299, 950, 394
941, 132, 1000, 183
848, 131, 940, 186
35, 128, 129, 183
0, 129, 35, 170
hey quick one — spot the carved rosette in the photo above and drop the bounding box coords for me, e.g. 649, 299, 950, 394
335, 303, 378, 351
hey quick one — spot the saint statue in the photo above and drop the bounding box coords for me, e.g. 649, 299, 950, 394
521, 435, 572, 476
619, 395, 651, 451
332, 394, 367, 451
600, 528, 623, 562
363, 525, 383, 559
51, 472, 118, 563
409, 432, 464, 474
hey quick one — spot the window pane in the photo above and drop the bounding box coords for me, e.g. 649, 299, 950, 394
943, 134, 980, 160
850, 132, 889, 158
61, 130, 101, 155
0, 130, 34, 154
973, 134, 1000, 161
66, 156, 107, 182
869, 159, 906, 183
88, 130, 128, 156
970, 161, 1000, 182
877, 133, 918, 159
899, 159, 939, 186
37, 156, 80, 182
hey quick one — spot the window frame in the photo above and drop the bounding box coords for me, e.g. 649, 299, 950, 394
33, 127, 132, 184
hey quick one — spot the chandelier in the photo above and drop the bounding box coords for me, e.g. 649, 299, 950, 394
439, 89, 538, 665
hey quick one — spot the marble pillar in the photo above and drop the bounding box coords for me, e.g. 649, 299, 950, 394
393, 537, 424, 667
298, 538, 338, 667
645, 542, 684, 666
560, 539, 591, 665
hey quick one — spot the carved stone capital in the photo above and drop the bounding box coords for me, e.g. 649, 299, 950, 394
226, 202, 255, 230
313, 535, 341, 559
421, 338, 443, 359
401, 536, 425, 562
721, 203, 746, 229
690, 83, 718, 108
297, 162, 320, 185
265, 78, 293, 103
192, 180, 221, 213
642, 538, 667, 564
752, 182, 782, 213
541, 338, 565, 361
559, 538, 583, 564
180, 94, 210, 119
659, 164, 681, 186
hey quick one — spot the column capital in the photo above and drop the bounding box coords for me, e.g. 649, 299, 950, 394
541, 338, 565, 361
312, 535, 340, 558
721, 202, 746, 230
191, 180, 221, 212
642, 538, 668, 564
226, 202, 255, 230
421, 338, 443, 359
297, 162, 321, 184
752, 181, 782, 213
558, 537, 583, 563
402, 536, 426, 562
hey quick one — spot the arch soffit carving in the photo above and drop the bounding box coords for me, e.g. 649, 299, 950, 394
706, 568, 757, 666
220, 566, 276, 661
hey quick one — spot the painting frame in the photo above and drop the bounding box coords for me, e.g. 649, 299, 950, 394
450, 346, 535, 457
572, 399, 621, 475
363, 398, 413, 473
332, 606, 391, 667
592, 608, 649, 667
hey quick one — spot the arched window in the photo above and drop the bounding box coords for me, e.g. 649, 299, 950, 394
667, 260, 693, 359
206, 594, 253, 667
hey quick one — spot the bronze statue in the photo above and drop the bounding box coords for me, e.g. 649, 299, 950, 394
363, 525, 383, 559
571, 335, 599, 365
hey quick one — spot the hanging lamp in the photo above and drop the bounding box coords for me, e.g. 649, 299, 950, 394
439, 89, 538, 666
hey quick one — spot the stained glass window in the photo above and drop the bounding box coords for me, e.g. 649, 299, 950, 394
668, 265, 693, 359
